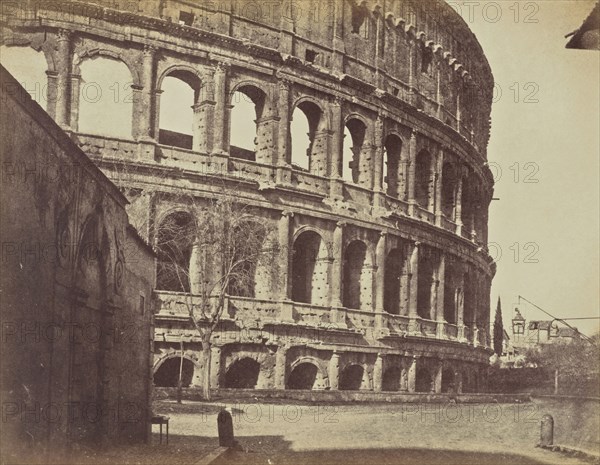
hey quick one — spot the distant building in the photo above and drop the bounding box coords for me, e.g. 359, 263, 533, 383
501, 308, 581, 366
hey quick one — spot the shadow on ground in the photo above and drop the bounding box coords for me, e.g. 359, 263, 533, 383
213, 436, 550, 465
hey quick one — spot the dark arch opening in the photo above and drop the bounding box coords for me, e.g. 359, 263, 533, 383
382, 366, 402, 392
384, 248, 404, 315
442, 161, 458, 219
291, 231, 323, 304
223, 358, 260, 389
287, 362, 318, 390
444, 277, 458, 324
441, 368, 456, 393
383, 134, 402, 198
153, 357, 194, 387
415, 150, 434, 209
416, 250, 435, 319
339, 364, 364, 390
156, 211, 194, 292
343, 240, 368, 310
415, 366, 433, 393
463, 273, 475, 326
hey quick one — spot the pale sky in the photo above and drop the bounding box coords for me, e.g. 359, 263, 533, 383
1, 1, 598, 335
461, 0, 600, 335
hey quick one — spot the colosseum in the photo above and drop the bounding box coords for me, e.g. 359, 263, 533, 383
1, 0, 495, 395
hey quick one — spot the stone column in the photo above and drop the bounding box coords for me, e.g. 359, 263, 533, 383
407, 356, 417, 393
136, 45, 157, 161
330, 222, 345, 308
373, 354, 383, 392
407, 130, 417, 215
434, 360, 443, 394
210, 346, 222, 388
134, 45, 156, 140
435, 253, 446, 339
278, 211, 293, 300
276, 78, 291, 184
329, 352, 340, 390
408, 242, 419, 333
399, 244, 411, 316
212, 62, 229, 154
372, 115, 385, 208
374, 232, 386, 329
408, 40, 417, 105
456, 270, 466, 341
55, 29, 72, 128
189, 241, 202, 294
434, 148, 444, 226
455, 171, 464, 234
472, 278, 479, 347
68, 73, 81, 132
329, 97, 344, 199
274, 346, 288, 390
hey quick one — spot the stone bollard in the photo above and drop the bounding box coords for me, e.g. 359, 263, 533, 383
217, 409, 235, 448
540, 414, 554, 447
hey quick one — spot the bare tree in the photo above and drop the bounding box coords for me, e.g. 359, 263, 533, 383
156, 192, 279, 400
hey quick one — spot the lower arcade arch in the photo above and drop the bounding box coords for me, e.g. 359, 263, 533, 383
153, 357, 195, 387
339, 364, 365, 390
415, 366, 434, 393
441, 368, 457, 393
223, 358, 261, 389
286, 362, 319, 390
382, 366, 402, 392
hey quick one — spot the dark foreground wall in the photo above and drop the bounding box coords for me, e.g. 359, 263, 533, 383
0, 66, 155, 461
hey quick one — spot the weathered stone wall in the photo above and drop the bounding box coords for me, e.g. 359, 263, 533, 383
0, 67, 155, 459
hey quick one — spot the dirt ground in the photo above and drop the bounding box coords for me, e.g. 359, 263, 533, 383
26, 398, 597, 465
150, 398, 599, 465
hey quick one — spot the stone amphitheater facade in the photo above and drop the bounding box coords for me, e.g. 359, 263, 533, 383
1, 0, 495, 394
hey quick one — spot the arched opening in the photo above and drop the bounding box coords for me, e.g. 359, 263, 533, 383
463, 272, 475, 328
384, 248, 404, 315
287, 362, 318, 390
79, 57, 133, 138
350, 2, 370, 38
229, 85, 266, 162
342, 118, 366, 184
343, 240, 369, 310
223, 358, 260, 388
441, 161, 458, 219
417, 249, 435, 319
461, 172, 479, 237
415, 366, 433, 393
444, 282, 458, 324
291, 231, 327, 305
0, 46, 48, 109
415, 150, 434, 209
383, 134, 402, 197
226, 220, 266, 298
339, 364, 364, 390
441, 368, 456, 393
382, 366, 401, 392
156, 211, 195, 292
153, 357, 195, 387
290, 101, 323, 173
158, 71, 200, 149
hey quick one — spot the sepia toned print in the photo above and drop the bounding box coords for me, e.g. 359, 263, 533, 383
0, 1, 598, 464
